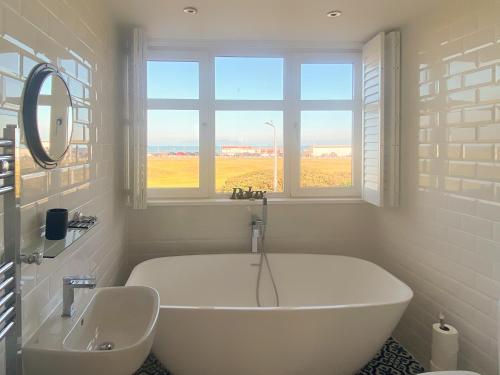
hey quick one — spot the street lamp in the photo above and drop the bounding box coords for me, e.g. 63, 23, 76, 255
264, 121, 278, 192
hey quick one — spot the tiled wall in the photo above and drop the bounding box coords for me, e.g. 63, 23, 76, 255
0, 0, 124, 371
126, 202, 375, 274
374, 0, 500, 373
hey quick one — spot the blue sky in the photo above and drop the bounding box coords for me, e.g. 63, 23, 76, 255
147, 58, 353, 147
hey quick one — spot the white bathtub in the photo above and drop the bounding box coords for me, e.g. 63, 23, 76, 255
126, 253, 413, 375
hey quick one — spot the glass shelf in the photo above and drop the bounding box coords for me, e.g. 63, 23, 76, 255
21, 221, 98, 260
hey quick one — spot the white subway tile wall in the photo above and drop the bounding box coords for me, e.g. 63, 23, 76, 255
0, 0, 124, 373
125, 203, 375, 274
374, 0, 500, 374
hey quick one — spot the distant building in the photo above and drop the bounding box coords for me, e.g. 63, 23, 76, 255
221, 146, 259, 156
220, 145, 283, 156
304, 145, 352, 158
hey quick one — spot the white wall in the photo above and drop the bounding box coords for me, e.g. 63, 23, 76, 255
374, 0, 500, 374
126, 202, 375, 273
0, 0, 124, 371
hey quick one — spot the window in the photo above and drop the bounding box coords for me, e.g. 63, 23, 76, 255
147, 61, 199, 99
146, 51, 361, 199
215, 111, 284, 193
300, 111, 353, 188
215, 57, 283, 100
300, 63, 353, 100
147, 110, 199, 188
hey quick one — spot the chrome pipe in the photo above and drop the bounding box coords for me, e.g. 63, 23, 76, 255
0, 171, 14, 179
0, 186, 14, 196
0, 140, 13, 148
0, 262, 14, 277
0, 292, 15, 311
0, 277, 15, 292
0, 155, 14, 162
0, 322, 14, 341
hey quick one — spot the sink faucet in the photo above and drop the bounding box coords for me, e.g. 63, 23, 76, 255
62, 275, 96, 317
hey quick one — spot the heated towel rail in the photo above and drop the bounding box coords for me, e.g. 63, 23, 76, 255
0, 125, 21, 375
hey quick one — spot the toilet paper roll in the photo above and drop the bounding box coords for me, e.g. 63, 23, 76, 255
431, 323, 459, 371
431, 347, 458, 370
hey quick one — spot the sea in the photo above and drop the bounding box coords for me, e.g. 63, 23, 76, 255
147, 145, 302, 154
148, 145, 202, 154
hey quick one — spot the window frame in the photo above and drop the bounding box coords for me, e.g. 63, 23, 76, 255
290, 53, 362, 198
147, 51, 211, 199
145, 48, 361, 200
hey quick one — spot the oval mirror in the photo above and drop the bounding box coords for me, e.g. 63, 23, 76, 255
23, 63, 73, 169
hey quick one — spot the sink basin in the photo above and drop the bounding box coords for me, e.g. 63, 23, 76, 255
23, 286, 160, 375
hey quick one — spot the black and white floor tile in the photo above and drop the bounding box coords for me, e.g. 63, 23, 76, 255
134, 337, 425, 375
358, 338, 425, 375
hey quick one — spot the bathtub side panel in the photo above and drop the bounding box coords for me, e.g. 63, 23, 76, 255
153, 302, 409, 375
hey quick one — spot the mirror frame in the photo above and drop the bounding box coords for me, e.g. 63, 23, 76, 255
22, 63, 74, 169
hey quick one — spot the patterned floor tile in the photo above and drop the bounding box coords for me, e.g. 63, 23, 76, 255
134, 337, 425, 375
357, 338, 425, 375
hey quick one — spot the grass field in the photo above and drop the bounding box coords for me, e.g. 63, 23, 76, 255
147, 155, 352, 191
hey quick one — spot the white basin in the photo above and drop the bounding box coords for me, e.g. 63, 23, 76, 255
23, 286, 160, 375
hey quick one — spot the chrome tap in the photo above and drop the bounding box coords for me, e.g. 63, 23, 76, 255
251, 217, 265, 253
62, 275, 96, 317
251, 198, 268, 253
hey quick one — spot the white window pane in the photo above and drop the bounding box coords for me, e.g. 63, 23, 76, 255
147, 110, 199, 188
147, 61, 199, 99
300, 111, 352, 188
215, 57, 283, 100
215, 111, 283, 193
301, 64, 353, 100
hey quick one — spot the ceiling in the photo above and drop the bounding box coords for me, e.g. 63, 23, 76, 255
104, 0, 441, 45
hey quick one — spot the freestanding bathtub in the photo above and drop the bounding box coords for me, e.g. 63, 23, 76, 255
126, 254, 413, 375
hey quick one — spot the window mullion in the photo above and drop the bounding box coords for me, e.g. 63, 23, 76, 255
298, 101, 356, 111
214, 101, 284, 111
285, 56, 300, 197
199, 53, 215, 197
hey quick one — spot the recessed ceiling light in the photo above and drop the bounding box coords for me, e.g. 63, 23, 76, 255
183, 6, 198, 15
326, 10, 342, 18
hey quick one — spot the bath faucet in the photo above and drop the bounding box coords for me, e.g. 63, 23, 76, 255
62, 275, 96, 317
251, 217, 265, 253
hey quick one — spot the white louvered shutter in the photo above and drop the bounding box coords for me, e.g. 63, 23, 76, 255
126, 28, 148, 209
362, 32, 385, 207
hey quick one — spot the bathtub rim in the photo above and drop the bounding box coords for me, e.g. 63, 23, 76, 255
126, 253, 414, 311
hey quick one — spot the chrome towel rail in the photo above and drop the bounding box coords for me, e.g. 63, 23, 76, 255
0, 260, 16, 346
0, 139, 15, 199
0, 126, 21, 374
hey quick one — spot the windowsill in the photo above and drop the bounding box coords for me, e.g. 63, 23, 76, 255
146, 197, 365, 206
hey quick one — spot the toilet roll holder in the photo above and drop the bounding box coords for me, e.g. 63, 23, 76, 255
439, 313, 450, 332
